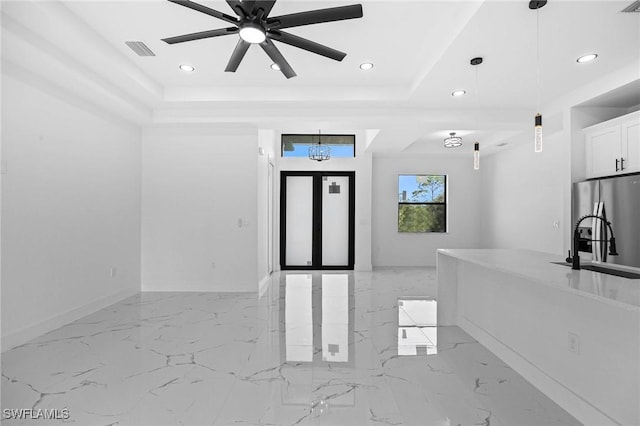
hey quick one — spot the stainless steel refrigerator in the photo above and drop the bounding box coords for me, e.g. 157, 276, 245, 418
572, 174, 640, 268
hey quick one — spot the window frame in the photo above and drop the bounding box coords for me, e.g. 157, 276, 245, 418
397, 174, 447, 233
281, 134, 356, 158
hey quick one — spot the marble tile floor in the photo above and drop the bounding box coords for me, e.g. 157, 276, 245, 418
1, 268, 580, 426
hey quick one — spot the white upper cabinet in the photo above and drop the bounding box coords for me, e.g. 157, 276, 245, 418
584, 110, 640, 179
586, 125, 621, 179
621, 113, 640, 174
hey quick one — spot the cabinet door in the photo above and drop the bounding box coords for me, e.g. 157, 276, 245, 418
621, 115, 640, 174
585, 125, 621, 179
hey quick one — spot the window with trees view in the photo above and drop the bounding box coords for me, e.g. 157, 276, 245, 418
398, 175, 446, 233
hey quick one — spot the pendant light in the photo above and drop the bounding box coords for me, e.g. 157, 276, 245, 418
444, 132, 462, 148
534, 113, 542, 152
530, 0, 547, 152
471, 56, 483, 170
308, 129, 330, 162
474, 142, 480, 170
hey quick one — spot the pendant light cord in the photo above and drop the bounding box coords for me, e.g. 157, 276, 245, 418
475, 64, 479, 140
536, 9, 541, 113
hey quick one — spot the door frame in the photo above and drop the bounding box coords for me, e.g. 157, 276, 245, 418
268, 161, 275, 274
280, 171, 355, 270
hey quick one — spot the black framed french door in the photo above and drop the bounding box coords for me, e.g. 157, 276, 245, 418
280, 171, 355, 270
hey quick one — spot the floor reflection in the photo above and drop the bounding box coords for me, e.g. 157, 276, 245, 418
321, 274, 349, 363
284, 274, 313, 362
281, 273, 356, 414
283, 273, 354, 366
398, 299, 437, 356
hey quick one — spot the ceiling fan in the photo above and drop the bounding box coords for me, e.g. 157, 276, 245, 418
161, 0, 363, 79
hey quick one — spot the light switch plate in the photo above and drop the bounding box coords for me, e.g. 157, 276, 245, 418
568, 332, 580, 354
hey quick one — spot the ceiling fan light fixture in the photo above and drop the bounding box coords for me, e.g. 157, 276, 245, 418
444, 132, 462, 148
162, 1, 363, 78
239, 24, 266, 44
179, 64, 195, 72
577, 53, 598, 63
359, 62, 374, 70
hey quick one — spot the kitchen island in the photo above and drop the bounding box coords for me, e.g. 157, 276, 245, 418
436, 249, 639, 426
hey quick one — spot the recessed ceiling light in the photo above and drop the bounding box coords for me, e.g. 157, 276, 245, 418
270, 63, 280, 71
577, 53, 598, 63
179, 64, 195, 72
452, 90, 466, 97
359, 62, 374, 70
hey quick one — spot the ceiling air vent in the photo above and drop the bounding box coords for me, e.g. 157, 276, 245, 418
621, 1, 640, 12
125, 41, 156, 57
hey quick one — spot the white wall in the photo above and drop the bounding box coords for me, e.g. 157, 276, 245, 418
372, 155, 482, 267
480, 131, 567, 255
141, 126, 258, 292
273, 130, 373, 271
1, 74, 141, 349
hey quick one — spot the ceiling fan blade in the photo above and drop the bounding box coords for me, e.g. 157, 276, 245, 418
267, 4, 362, 29
225, 39, 251, 72
251, 1, 276, 18
226, 0, 245, 16
260, 38, 296, 78
168, 0, 238, 24
232, 1, 275, 19
162, 27, 238, 44
270, 31, 346, 61
242, 0, 257, 12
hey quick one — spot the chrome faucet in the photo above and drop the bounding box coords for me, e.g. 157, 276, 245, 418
567, 214, 618, 270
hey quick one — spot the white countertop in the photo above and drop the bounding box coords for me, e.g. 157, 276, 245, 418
437, 249, 640, 310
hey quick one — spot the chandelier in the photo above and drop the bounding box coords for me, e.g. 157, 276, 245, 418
444, 132, 462, 148
309, 130, 331, 161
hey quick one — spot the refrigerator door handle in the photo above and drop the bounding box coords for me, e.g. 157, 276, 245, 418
592, 203, 599, 261
592, 202, 605, 261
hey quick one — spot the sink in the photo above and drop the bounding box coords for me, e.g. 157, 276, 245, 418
550, 262, 640, 279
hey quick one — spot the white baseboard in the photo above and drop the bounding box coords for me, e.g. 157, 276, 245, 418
459, 316, 618, 426
355, 264, 373, 271
1, 288, 138, 352
142, 280, 256, 292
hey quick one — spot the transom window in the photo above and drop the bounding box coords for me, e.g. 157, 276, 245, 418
281, 134, 355, 158
398, 175, 447, 233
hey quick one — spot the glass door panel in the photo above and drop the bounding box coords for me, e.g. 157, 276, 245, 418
321, 176, 350, 266
285, 176, 313, 266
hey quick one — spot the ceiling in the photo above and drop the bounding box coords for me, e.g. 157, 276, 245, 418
2, 0, 639, 154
